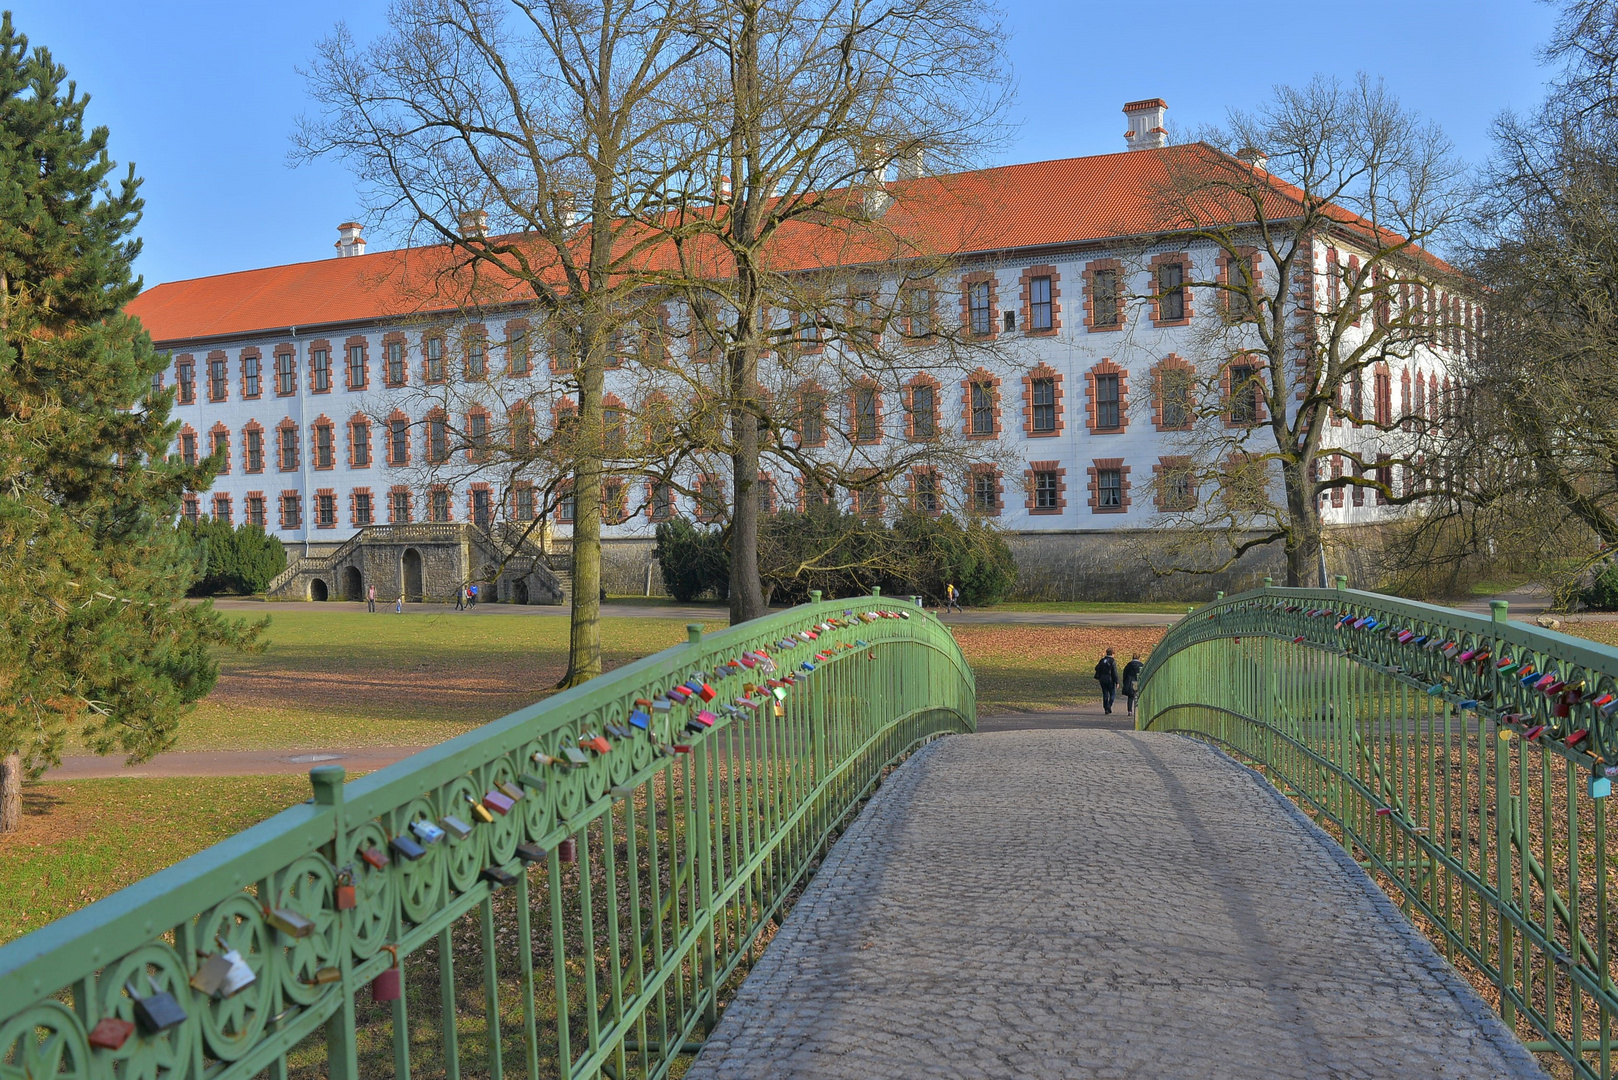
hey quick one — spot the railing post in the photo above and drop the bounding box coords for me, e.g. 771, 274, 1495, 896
1335, 574, 1348, 592
809, 589, 822, 605
687, 623, 703, 646
1491, 599, 1509, 626
1264, 576, 1273, 589
311, 766, 359, 1080
871, 586, 881, 597
1216, 591, 1224, 601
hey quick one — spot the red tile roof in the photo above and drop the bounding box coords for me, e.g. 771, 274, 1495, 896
125, 145, 1346, 345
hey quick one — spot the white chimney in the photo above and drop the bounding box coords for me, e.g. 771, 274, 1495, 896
458, 210, 488, 238
1236, 147, 1269, 172
895, 144, 926, 180
334, 221, 366, 258
1123, 98, 1168, 151
718, 175, 733, 200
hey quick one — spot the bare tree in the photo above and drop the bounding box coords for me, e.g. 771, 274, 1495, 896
1419, 1, 1618, 600
296, 0, 710, 684
646, 0, 1012, 620
1144, 74, 1470, 587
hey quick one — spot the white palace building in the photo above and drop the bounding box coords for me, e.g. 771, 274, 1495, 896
129, 100, 1469, 603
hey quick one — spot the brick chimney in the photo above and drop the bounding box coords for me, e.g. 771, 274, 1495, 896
1123, 99, 1168, 151
334, 222, 366, 258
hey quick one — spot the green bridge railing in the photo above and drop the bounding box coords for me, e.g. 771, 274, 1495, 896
0, 593, 974, 1079
1138, 581, 1618, 1079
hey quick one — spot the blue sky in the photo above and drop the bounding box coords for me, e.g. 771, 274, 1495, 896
14, 0, 1561, 288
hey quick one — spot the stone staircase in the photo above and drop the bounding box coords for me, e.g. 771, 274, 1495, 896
265, 523, 564, 603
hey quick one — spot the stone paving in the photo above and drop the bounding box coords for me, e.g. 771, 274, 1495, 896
687, 729, 1546, 1079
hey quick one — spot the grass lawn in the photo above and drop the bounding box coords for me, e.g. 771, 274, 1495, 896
96, 612, 725, 753
0, 775, 309, 943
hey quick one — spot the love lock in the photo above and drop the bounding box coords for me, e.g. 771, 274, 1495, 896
1591, 765, 1612, 799
335, 869, 358, 910
127, 976, 187, 1035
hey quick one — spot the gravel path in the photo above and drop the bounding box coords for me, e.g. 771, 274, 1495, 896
687, 729, 1546, 1079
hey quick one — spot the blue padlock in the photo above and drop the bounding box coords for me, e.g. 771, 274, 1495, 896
1590, 771, 1612, 799
1426, 683, 1444, 696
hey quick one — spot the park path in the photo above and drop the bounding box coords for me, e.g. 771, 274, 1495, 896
686, 728, 1545, 1080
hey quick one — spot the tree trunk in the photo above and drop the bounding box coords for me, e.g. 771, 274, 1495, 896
0, 752, 21, 834
729, 333, 767, 623
558, 329, 606, 689
725, 8, 768, 627
1282, 455, 1324, 588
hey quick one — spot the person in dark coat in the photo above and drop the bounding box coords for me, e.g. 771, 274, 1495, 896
1094, 648, 1120, 715
1121, 653, 1144, 715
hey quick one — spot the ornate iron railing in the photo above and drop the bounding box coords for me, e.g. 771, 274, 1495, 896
0, 592, 973, 1079
1137, 580, 1618, 1078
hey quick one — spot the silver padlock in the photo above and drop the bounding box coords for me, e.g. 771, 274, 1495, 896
218, 949, 257, 996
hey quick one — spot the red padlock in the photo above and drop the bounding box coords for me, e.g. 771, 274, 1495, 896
335, 871, 357, 911
371, 946, 401, 1003
559, 837, 577, 864
360, 847, 390, 871
88, 1017, 135, 1050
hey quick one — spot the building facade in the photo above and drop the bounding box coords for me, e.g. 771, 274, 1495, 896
130, 100, 1469, 601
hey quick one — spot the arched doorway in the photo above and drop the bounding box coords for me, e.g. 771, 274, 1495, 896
310, 578, 329, 602
402, 548, 423, 601
513, 579, 529, 605
342, 566, 363, 602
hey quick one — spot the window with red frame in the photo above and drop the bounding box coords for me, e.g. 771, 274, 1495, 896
695, 475, 724, 521
971, 471, 998, 513
650, 482, 673, 521
281, 491, 303, 528
908, 382, 937, 438
351, 418, 372, 467
246, 494, 267, 527
425, 337, 445, 383
316, 492, 337, 528
314, 422, 335, 469
353, 490, 374, 526
311, 348, 331, 392
182, 494, 200, 522
208, 355, 228, 401
275, 352, 296, 395
912, 471, 939, 514
513, 484, 536, 520
245, 428, 264, 472
177, 360, 195, 404
278, 426, 298, 471
180, 430, 197, 467
429, 487, 451, 522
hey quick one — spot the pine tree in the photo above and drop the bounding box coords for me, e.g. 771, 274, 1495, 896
0, 13, 261, 830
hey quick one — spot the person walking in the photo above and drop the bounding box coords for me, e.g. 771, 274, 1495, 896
396, 592, 403, 614
944, 582, 962, 613
1121, 653, 1144, 716
469, 583, 479, 608
366, 583, 376, 613
454, 583, 465, 611
1094, 647, 1120, 715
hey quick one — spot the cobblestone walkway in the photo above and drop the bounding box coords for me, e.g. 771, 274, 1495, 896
688, 730, 1545, 1079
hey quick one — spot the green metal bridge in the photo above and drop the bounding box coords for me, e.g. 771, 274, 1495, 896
0, 583, 1612, 1077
